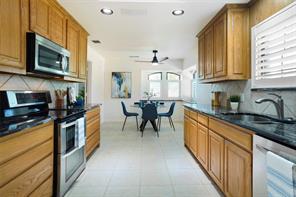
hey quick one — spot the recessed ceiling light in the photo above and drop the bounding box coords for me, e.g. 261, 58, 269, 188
172, 10, 184, 16
100, 8, 113, 15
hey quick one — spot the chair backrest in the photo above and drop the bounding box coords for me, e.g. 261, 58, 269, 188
142, 103, 158, 120
121, 101, 128, 116
168, 102, 176, 116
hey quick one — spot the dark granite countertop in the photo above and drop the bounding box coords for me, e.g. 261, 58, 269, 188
184, 103, 296, 150
84, 103, 101, 111
0, 116, 53, 138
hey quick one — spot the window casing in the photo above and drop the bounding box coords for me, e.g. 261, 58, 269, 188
252, 2, 296, 89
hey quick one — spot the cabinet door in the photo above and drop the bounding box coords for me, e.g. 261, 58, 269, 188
213, 13, 227, 77
67, 19, 80, 77
204, 26, 214, 79
198, 35, 205, 79
197, 123, 208, 170
208, 130, 224, 190
30, 0, 50, 38
189, 119, 198, 156
224, 140, 251, 197
184, 116, 190, 147
49, 4, 66, 47
78, 30, 88, 79
0, 0, 27, 69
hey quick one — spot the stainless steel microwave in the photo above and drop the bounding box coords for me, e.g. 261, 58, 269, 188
26, 33, 70, 76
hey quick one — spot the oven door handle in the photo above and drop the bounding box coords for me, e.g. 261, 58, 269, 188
60, 121, 77, 129
62, 146, 81, 159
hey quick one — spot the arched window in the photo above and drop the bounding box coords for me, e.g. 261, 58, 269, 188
148, 72, 162, 80
166, 72, 180, 80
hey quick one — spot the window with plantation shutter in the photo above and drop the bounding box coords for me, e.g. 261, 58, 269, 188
251, 2, 296, 89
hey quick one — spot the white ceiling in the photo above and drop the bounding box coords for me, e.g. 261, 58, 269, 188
59, 0, 249, 61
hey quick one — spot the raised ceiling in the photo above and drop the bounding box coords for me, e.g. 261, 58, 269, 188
59, 0, 249, 61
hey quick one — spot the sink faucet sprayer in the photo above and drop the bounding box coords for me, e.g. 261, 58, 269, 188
255, 93, 285, 120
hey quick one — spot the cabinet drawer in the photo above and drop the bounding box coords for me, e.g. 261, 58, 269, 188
86, 131, 100, 157
190, 111, 198, 121
209, 118, 252, 151
29, 175, 53, 197
184, 108, 190, 116
0, 139, 53, 187
86, 107, 100, 121
0, 122, 53, 165
198, 113, 209, 127
86, 118, 100, 138
0, 155, 53, 196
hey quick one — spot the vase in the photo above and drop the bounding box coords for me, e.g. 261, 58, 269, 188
230, 102, 239, 111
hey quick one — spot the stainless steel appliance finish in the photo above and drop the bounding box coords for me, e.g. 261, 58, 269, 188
27, 33, 70, 76
253, 135, 296, 197
56, 115, 86, 197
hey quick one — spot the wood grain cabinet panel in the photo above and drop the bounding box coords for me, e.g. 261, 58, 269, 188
224, 140, 252, 197
204, 26, 214, 79
0, 0, 27, 69
208, 130, 224, 190
78, 30, 88, 79
213, 13, 227, 78
197, 123, 208, 170
66, 19, 80, 77
86, 107, 101, 158
29, 176, 53, 197
30, 0, 50, 38
197, 34, 205, 79
189, 119, 198, 156
49, 4, 66, 47
184, 115, 190, 147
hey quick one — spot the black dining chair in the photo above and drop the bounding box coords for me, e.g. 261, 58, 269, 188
141, 103, 159, 137
121, 101, 139, 131
157, 102, 176, 131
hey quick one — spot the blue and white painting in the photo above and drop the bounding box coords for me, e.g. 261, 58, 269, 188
111, 72, 132, 98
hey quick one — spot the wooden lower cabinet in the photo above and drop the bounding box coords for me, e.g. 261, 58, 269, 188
0, 122, 54, 197
189, 119, 198, 156
184, 115, 190, 147
86, 106, 101, 158
184, 108, 252, 197
208, 130, 224, 190
197, 123, 208, 170
224, 140, 252, 197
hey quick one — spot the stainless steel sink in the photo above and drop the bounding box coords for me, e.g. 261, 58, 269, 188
221, 113, 280, 124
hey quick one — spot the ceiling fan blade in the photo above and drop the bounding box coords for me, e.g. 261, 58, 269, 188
159, 57, 169, 62
135, 60, 152, 63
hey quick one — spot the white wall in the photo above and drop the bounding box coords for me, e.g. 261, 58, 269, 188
87, 45, 105, 121
103, 56, 185, 122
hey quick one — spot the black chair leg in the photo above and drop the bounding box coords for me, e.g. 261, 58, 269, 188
169, 117, 175, 131
136, 116, 139, 131
158, 117, 161, 131
141, 120, 148, 137
122, 116, 127, 131
168, 117, 173, 128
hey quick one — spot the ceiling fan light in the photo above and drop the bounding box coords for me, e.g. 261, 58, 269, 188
152, 62, 158, 66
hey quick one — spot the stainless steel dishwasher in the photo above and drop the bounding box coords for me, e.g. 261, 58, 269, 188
253, 135, 296, 197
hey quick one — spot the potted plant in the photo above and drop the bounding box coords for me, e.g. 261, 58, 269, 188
229, 95, 240, 111
143, 91, 156, 102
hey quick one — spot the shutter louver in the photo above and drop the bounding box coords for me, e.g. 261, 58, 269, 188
252, 2, 296, 89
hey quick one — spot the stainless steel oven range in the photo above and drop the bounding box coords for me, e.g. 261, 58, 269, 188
52, 109, 86, 197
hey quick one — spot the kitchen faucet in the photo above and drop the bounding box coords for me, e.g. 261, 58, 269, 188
255, 93, 285, 120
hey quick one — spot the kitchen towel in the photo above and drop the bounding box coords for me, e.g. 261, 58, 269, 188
266, 151, 296, 197
77, 118, 85, 148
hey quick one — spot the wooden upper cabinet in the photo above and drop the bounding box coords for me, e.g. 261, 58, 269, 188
224, 140, 251, 197
49, 4, 66, 47
0, 0, 28, 69
204, 26, 214, 79
78, 30, 88, 79
30, 0, 50, 38
208, 130, 224, 191
196, 4, 250, 83
67, 19, 80, 77
213, 13, 227, 78
197, 35, 205, 79
197, 123, 208, 170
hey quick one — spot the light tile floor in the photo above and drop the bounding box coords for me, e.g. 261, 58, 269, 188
65, 121, 223, 197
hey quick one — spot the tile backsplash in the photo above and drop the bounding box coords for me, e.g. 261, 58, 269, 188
0, 73, 79, 108
211, 80, 296, 118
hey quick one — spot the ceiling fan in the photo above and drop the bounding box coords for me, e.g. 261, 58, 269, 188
135, 50, 169, 65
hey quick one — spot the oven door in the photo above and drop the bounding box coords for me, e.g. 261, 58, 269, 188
59, 121, 79, 154
33, 34, 70, 76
